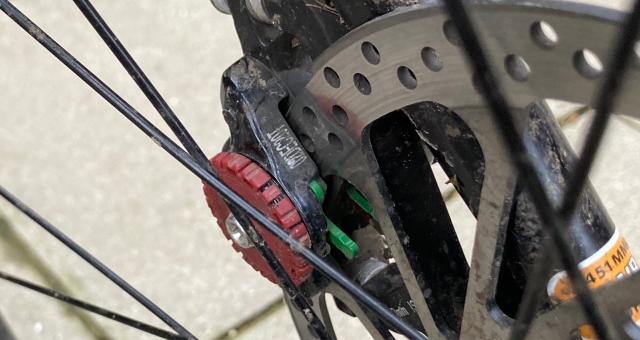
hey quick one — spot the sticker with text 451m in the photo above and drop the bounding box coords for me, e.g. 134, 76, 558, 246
547, 229, 640, 340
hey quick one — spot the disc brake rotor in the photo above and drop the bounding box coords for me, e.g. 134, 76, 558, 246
284, 1, 640, 339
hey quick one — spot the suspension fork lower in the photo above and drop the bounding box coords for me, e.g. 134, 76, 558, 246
497, 103, 639, 333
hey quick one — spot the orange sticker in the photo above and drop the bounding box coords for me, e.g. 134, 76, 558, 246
547, 229, 640, 339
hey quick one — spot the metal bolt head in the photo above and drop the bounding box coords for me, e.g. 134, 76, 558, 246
246, 0, 273, 24
210, 0, 231, 15
225, 214, 253, 248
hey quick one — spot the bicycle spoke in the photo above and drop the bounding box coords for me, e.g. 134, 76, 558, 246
0, 186, 195, 339
325, 282, 395, 339
0, 271, 183, 339
440, 1, 617, 339
72, 0, 211, 171
71, 2, 330, 337
0, 2, 424, 338
508, 238, 555, 339
559, 0, 640, 218
529, 271, 640, 336
286, 294, 338, 340
510, 1, 640, 338
234, 212, 331, 340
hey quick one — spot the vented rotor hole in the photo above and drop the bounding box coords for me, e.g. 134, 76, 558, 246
471, 72, 482, 93
530, 21, 558, 49
398, 66, 418, 90
504, 54, 531, 82
328, 133, 343, 151
299, 134, 315, 153
361, 41, 381, 65
573, 49, 603, 79
332, 105, 348, 126
324, 67, 341, 88
422, 47, 443, 72
443, 20, 461, 46
303, 107, 317, 122
353, 73, 372, 95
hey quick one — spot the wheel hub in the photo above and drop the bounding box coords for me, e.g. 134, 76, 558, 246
203, 152, 313, 285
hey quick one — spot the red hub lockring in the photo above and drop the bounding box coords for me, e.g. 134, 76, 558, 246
202, 152, 312, 285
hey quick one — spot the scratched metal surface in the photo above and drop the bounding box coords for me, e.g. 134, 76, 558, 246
238, 111, 640, 339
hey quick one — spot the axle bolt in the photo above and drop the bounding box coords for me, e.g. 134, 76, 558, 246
246, 0, 273, 24
210, 0, 230, 15
225, 214, 253, 249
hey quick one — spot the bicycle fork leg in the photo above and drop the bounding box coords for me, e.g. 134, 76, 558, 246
497, 103, 640, 335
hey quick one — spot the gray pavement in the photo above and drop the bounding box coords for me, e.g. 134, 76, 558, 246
0, 1, 282, 339
1, 2, 640, 340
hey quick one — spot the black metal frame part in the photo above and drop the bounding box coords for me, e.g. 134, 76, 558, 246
220, 56, 328, 252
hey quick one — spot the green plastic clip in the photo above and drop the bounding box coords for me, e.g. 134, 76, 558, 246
309, 179, 326, 203
308, 179, 358, 259
346, 185, 374, 217
326, 218, 359, 260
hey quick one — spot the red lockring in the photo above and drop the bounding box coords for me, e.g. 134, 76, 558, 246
203, 152, 313, 285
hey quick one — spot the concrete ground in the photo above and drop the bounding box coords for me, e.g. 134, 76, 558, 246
0, 1, 639, 340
